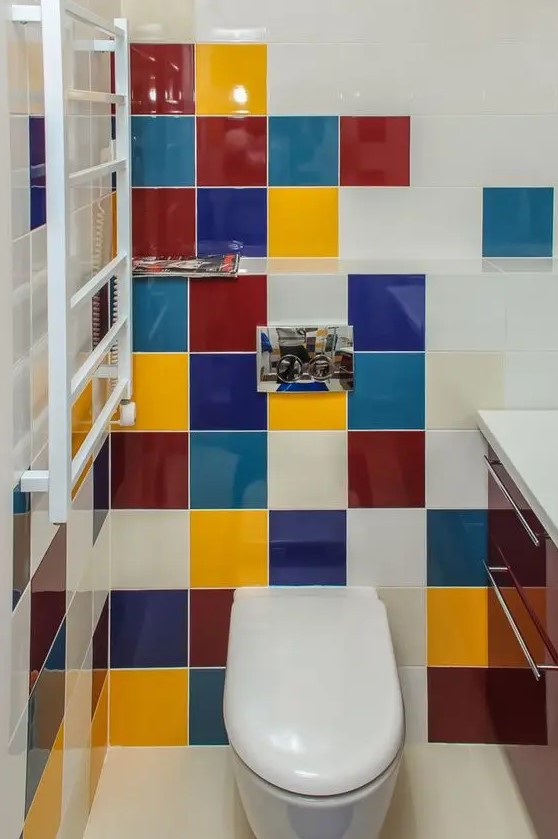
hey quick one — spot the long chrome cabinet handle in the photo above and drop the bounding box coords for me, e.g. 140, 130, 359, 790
484, 456, 542, 548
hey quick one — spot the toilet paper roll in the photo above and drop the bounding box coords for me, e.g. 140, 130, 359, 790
119, 400, 136, 427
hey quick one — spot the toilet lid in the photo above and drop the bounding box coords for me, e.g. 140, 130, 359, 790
224, 587, 404, 797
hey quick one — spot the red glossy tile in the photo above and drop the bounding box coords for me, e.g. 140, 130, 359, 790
197, 117, 267, 187
189, 275, 267, 352
111, 432, 188, 509
190, 589, 234, 667
340, 116, 410, 186
348, 431, 424, 508
131, 44, 195, 115
132, 188, 195, 258
428, 667, 547, 745
30, 526, 66, 677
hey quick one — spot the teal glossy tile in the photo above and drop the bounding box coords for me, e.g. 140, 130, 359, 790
269, 116, 339, 186
349, 353, 425, 430
133, 276, 188, 352
132, 116, 194, 187
189, 431, 267, 509
427, 510, 488, 586
483, 187, 554, 258
189, 669, 228, 746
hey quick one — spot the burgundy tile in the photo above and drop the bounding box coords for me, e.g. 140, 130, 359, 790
132, 188, 195, 258
428, 667, 547, 745
131, 44, 195, 115
348, 431, 425, 508
189, 275, 267, 352
111, 432, 188, 509
340, 116, 410, 186
190, 589, 234, 667
30, 526, 66, 677
197, 117, 267, 187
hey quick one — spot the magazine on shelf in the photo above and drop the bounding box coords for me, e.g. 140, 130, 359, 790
132, 253, 240, 278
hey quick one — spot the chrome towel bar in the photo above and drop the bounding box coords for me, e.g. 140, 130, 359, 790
484, 456, 542, 548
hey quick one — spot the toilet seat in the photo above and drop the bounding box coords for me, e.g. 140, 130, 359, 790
224, 587, 404, 799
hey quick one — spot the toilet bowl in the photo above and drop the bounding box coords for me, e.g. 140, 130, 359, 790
224, 587, 405, 839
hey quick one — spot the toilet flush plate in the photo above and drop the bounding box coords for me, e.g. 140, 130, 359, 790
257, 326, 354, 392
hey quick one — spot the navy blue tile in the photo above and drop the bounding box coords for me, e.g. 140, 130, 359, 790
197, 188, 267, 257
348, 274, 425, 351
189, 669, 228, 745
483, 187, 554, 258
132, 116, 195, 187
427, 510, 488, 587
133, 276, 188, 352
93, 437, 110, 544
110, 590, 188, 668
270, 510, 347, 586
29, 117, 46, 230
190, 431, 267, 509
269, 116, 339, 186
349, 353, 425, 430
190, 354, 267, 431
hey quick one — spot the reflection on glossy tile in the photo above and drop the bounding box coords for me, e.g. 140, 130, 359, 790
132, 188, 195, 258
29, 117, 46, 230
348, 431, 425, 508
349, 353, 425, 430
189, 669, 228, 746
268, 431, 347, 510
190, 354, 267, 431
190, 590, 234, 667
93, 438, 109, 545
125, 353, 188, 432
30, 525, 66, 676
90, 678, 108, 806
196, 44, 267, 116
269, 509, 346, 585
269, 116, 338, 186
269, 187, 339, 258
111, 432, 188, 510
197, 117, 267, 187
348, 274, 425, 351
427, 510, 488, 586
189, 274, 266, 352
13, 486, 31, 608
133, 276, 188, 353
347, 508, 426, 587
427, 588, 488, 666
110, 669, 188, 746
190, 431, 267, 509
92, 597, 108, 716
110, 590, 188, 669
7, 707, 28, 839
24, 723, 64, 839
132, 116, 195, 187
11, 586, 31, 734
340, 116, 410, 186
190, 510, 268, 588
483, 187, 554, 258
111, 511, 189, 590
131, 44, 195, 115
197, 188, 267, 257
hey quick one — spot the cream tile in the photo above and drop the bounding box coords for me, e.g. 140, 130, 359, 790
26, 28, 44, 116
377, 588, 425, 666
347, 509, 426, 588
426, 275, 506, 351
340, 188, 482, 260
31, 333, 48, 460
426, 430, 488, 509
398, 666, 427, 744
7, 21, 28, 115
66, 588, 93, 675
85, 747, 255, 839
268, 431, 347, 510
426, 352, 505, 429
122, 0, 195, 41
10, 586, 30, 735
267, 274, 348, 325
505, 275, 558, 351
382, 745, 537, 839
63, 655, 92, 817
505, 352, 558, 410
111, 510, 189, 590
13, 355, 31, 484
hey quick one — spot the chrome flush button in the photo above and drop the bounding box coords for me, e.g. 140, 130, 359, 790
308, 354, 333, 381
277, 354, 304, 383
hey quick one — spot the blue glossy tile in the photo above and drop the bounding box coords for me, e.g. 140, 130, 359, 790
483, 187, 554, 258
190, 353, 267, 431
190, 431, 267, 509
132, 116, 194, 187
110, 590, 188, 668
93, 437, 110, 544
189, 669, 228, 745
349, 353, 425, 430
197, 188, 267, 257
29, 117, 46, 230
348, 274, 425, 351
269, 116, 339, 186
133, 276, 188, 352
427, 510, 488, 586
270, 510, 347, 586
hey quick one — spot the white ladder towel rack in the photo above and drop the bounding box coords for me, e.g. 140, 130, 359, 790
12, 2, 133, 523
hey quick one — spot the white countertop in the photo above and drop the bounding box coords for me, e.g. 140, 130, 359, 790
477, 410, 558, 547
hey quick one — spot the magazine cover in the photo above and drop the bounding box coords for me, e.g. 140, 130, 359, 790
132, 253, 240, 277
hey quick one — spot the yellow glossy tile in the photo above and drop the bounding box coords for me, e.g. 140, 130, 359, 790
109, 669, 188, 746
24, 723, 64, 839
269, 392, 347, 431
427, 588, 488, 667
190, 510, 268, 588
269, 188, 339, 257
118, 353, 188, 432
90, 678, 109, 806
196, 44, 267, 116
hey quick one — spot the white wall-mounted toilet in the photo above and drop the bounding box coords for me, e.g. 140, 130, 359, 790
224, 587, 405, 839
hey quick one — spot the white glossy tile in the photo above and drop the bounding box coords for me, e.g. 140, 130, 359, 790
90, 516, 109, 630
412, 116, 558, 188
377, 588, 425, 666
504, 352, 558, 410
26, 28, 44, 116
268, 431, 347, 510
505, 275, 558, 351
7, 21, 28, 115
63, 657, 92, 816
31, 333, 48, 459
484, 0, 558, 41
12, 355, 31, 484
30, 226, 47, 344
10, 117, 30, 241
426, 275, 506, 351
67, 468, 94, 602
10, 586, 30, 736
12, 235, 31, 367
111, 510, 189, 590
6, 707, 28, 839
426, 430, 488, 509
398, 666, 427, 744
426, 352, 505, 430
340, 188, 482, 260
267, 274, 348, 325
347, 509, 426, 588
66, 588, 93, 675
123, 0, 195, 41
30, 448, 57, 576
